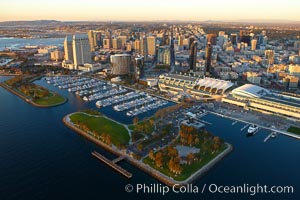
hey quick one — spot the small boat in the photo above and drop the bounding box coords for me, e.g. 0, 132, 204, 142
83, 96, 88, 101
96, 101, 102, 108
248, 124, 259, 134
271, 132, 277, 138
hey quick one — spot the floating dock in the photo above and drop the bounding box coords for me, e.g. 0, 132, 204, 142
232, 121, 238, 125
198, 119, 212, 125
91, 151, 132, 178
241, 124, 250, 132
264, 133, 273, 143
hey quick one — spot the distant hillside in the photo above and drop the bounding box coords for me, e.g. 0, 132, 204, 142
0, 20, 65, 26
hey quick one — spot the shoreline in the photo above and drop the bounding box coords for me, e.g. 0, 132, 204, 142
207, 110, 300, 140
0, 82, 67, 108
62, 113, 233, 187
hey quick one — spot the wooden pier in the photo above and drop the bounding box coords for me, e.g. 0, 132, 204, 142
91, 151, 132, 178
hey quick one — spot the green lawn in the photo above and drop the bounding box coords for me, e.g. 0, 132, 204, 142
69, 113, 130, 146
129, 117, 155, 135
143, 145, 226, 181
287, 126, 300, 135
33, 92, 66, 106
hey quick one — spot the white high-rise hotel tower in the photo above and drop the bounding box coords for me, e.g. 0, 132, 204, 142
63, 34, 92, 69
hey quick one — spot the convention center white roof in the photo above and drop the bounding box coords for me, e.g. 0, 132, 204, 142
231, 84, 271, 98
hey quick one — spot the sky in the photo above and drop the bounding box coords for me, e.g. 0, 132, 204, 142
1, 0, 300, 22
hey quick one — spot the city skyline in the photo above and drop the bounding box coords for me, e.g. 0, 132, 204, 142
1, 0, 300, 22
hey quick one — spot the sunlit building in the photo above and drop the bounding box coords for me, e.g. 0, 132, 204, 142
110, 54, 132, 75
157, 46, 170, 65
64, 35, 73, 62
72, 34, 92, 67
147, 36, 156, 56
50, 50, 64, 61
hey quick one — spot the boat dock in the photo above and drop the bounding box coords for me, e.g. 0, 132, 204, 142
264, 133, 273, 143
241, 124, 250, 132
91, 151, 132, 178
252, 127, 260, 135
198, 119, 212, 125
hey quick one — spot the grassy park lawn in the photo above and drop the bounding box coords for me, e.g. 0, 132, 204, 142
287, 126, 300, 135
4, 76, 66, 107
33, 92, 65, 106
143, 144, 226, 181
69, 112, 130, 146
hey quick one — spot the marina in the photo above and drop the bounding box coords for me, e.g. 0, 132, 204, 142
45, 76, 173, 122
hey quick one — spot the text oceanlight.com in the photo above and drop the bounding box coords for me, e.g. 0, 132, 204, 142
125, 183, 294, 196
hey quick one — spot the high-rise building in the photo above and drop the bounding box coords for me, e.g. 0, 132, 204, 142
110, 54, 132, 75
126, 42, 132, 51
118, 36, 127, 48
93, 31, 102, 49
230, 34, 237, 45
205, 42, 212, 74
140, 37, 148, 57
178, 35, 184, 46
188, 37, 195, 50
134, 56, 145, 80
107, 30, 113, 49
157, 46, 170, 65
88, 30, 96, 51
189, 41, 197, 71
207, 34, 217, 45
87, 30, 101, 51
112, 38, 122, 49
218, 31, 225, 37
64, 36, 73, 62
147, 36, 156, 56
103, 39, 111, 49
134, 39, 140, 53
265, 50, 274, 65
251, 39, 257, 51
72, 34, 92, 67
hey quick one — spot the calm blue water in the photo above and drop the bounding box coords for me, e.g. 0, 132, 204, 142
0, 76, 299, 200
0, 37, 64, 50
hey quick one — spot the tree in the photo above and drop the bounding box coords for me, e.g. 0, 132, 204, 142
168, 159, 175, 172
133, 117, 139, 124
187, 134, 194, 146
194, 137, 200, 145
186, 153, 194, 165
149, 150, 155, 161
155, 151, 163, 168
167, 146, 178, 158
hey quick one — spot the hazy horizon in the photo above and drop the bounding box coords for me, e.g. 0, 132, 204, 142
1, 0, 300, 22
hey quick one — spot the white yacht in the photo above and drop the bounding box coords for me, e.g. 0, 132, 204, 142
95, 101, 102, 108
248, 124, 259, 134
